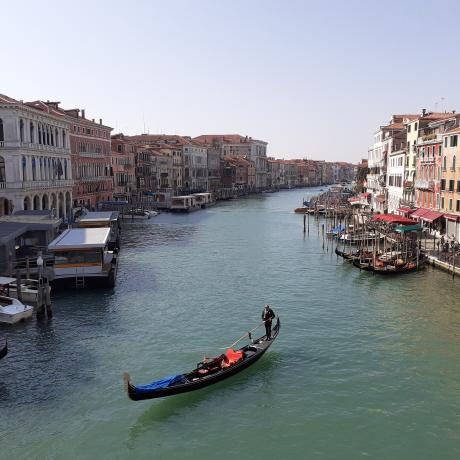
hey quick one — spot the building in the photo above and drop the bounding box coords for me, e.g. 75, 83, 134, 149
0, 94, 73, 219
194, 134, 268, 190
440, 125, 460, 240
63, 106, 112, 209
111, 134, 136, 201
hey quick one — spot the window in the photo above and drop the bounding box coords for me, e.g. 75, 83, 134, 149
30, 122, 34, 143
457, 180, 460, 192
449, 180, 454, 192
408, 125, 411, 133
450, 135, 458, 147
445, 137, 448, 147
439, 146, 442, 156
443, 156, 447, 170
441, 197, 445, 208
0, 156, 5, 182
457, 200, 460, 212
441, 179, 446, 191
453, 155, 456, 170
449, 199, 453, 210
0, 118, 3, 142
415, 122, 418, 131
19, 119, 24, 142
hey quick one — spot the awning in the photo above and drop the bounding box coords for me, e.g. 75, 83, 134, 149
371, 214, 416, 225
421, 210, 444, 223
375, 195, 386, 203
410, 208, 430, 219
444, 213, 460, 222
395, 224, 422, 233
397, 206, 415, 215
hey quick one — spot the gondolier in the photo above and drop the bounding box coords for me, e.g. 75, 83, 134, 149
262, 304, 276, 340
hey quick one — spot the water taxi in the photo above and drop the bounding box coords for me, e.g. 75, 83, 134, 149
170, 195, 200, 213
193, 193, 214, 208
48, 228, 118, 288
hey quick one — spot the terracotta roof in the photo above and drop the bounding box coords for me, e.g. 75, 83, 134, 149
383, 122, 405, 130
0, 94, 19, 104
444, 126, 460, 134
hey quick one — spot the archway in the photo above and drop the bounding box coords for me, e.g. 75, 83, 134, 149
33, 195, 40, 210
58, 192, 64, 218
51, 193, 57, 216
65, 192, 72, 219
23, 196, 31, 211
42, 194, 49, 210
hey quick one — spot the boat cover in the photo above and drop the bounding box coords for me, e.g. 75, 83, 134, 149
224, 348, 244, 365
134, 374, 186, 394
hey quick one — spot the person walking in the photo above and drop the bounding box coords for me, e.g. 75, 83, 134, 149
262, 304, 276, 340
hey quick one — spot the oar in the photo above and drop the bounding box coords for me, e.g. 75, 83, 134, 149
220, 321, 267, 350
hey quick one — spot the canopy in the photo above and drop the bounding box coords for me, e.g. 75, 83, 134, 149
444, 213, 460, 222
397, 206, 415, 215
411, 208, 430, 219
395, 224, 422, 233
371, 214, 416, 225
134, 374, 185, 394
415, 209, 444, 223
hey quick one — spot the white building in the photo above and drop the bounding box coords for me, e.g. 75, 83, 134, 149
0, 95, 73, 219
386, 147, 405, 213
183, 141, 208, 192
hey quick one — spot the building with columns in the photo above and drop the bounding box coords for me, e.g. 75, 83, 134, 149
0, 94, 73, 220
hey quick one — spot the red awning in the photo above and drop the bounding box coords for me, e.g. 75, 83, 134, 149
371, 214, 416, 225
397, 206, 415, 215
411, 208, 430, 219
444, 213, 460, 222
360, 192, 370, 198
421, 210, 444, 223
348, 197, 360, 202
375, 195, 386, 203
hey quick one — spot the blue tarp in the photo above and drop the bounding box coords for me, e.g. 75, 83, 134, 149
134, 374, 186, 394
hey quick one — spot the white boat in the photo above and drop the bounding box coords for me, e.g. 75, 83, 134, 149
0, 277, 33, 324
8, 279, 51, 305
121, 209, 152, 220
193, 193, 215, 208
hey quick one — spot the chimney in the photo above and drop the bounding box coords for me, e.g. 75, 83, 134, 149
99, 118, 102, 125
422, 108, 426, 116
92, 118, 95, 123
453, 110, 456, 114
81, 109, 85, 119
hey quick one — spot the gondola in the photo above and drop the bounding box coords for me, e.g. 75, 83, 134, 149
0, 338, 7, 360
373, 260, 424, 275
352, 259, 374, 271
124, 318, 280, 401
335, 247, 353, 260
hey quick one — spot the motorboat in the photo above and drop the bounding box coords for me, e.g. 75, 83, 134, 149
0, 277, 34, 325
8, 278, 51, 305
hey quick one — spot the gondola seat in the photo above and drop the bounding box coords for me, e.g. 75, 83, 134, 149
222, 348, 244, 368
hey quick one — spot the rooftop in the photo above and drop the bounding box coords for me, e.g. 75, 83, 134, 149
48, 228, 111, 250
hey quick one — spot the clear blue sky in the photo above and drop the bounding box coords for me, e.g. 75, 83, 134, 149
2, 0, 460, 162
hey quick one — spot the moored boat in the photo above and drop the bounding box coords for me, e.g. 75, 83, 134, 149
124, 317, 280, 401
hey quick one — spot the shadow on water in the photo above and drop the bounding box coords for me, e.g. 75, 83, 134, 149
126, 354, 279, 445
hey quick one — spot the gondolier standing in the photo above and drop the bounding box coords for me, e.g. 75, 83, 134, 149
262, 304, 276, 340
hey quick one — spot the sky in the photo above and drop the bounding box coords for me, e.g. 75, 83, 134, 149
2, 0, 460, 163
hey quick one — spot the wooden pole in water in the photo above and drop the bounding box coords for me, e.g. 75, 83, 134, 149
45, 277, 52, 318
26, 257, 30, 280
307, 212, 310, 235
15, 269, 22, 302
303, 214, 306, 233
322, 223, 325, 251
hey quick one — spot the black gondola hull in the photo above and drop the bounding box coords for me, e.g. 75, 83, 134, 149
125, 319, 280, 401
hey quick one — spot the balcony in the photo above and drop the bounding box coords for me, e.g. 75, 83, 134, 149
417, 133, 442, 146
0, 141, 69, 154
414, 179, 434, 191
78, 151, 105, 158
0, 179, 74, 191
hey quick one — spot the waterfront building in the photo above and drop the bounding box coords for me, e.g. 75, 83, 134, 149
135, 147, 157, 197
440, 125, 460, 240
0, 94, 73, 219
155, 146, 183, 194
62, 106, 112, 209
182, 140, 208, 193
194, 134, 268, 190
110, 134, 136, 201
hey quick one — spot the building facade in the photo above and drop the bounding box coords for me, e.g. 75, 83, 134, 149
0, 95, 73, 219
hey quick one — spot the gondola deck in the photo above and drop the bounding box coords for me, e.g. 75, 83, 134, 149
124, 318, 280, 401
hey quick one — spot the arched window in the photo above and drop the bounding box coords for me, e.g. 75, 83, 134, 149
55, 128, 59, 147
62, 129, 66, 147
0, 118, 4, 142
22, 156, 27, 181
453, 155, 457, 170
0, 156, 5, 182
64, 159, 68, 179
46, 126, 50, 145
30, 122, 34, 143
19, 119, 24, 142
32, 157, 36, 181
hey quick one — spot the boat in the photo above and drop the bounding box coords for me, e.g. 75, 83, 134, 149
124, 317, 280, 401
170, 195, 200, 213
120, 209, 153, 220
8, 278, 51, 305
0, 338, 7, 360
0, 297, 34, 324
193, 193, 215, 208
352, 259, 374, 271
294, 207, 311, 214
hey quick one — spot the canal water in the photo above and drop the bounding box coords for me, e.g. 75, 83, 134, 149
1, 188, 460, 460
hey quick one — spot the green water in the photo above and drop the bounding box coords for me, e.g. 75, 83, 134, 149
1, 188, 460, 459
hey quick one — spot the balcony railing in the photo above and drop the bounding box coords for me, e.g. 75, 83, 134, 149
0, 140, 70, 154
414, 179, 434, 191
0, 179, 74, 190
416, 134, 442, 146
